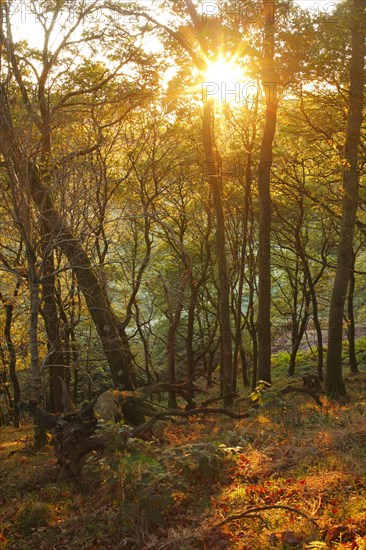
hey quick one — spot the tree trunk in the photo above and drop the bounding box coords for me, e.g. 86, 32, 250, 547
27, 255, 48, 448
40, 246, 65, 412
347, 253, 358, 374
240, 345, 250, 387
0, 80, 136, 390
297, 250, 324, 380
257, 0, 278, 384
202, 100, 233, 406
27, 258, 42, 404
161, 271, 189, 410
29, 164, 137, 390
3, 290, 21, 427
325, 0, 365, 400
288, 293, 310, 376
233, 152, 252, 391
247, 217, 259, 391
186, 286, 198, 389
167, 326, 178, 410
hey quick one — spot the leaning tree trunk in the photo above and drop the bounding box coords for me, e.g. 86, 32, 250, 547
257, 0, 278, 384
27, 163, 136, 391
202, 99, 233, 406
0, 98, 136, 391
325, 0, 365, 400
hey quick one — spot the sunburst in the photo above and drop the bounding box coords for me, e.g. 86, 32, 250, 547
201, 55, 243, 104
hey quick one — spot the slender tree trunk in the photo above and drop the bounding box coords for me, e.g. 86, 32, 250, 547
134, 303, 154, 384
347, 252, 359, 373
167, 325, 178, 410
233, 152, 252, 391
257, 0, 278, 384
162, 271, 189, 410
27, 256, 42, 404
297, 246, 324, 379
292, 180, 324, 379
40, 246, 65, 412
0, 351, 14, 424
186, 286, 198, 386
325, 0, 365, 400
240, 345, 250, 387
256, 110, 277, 384
27, 254, 48, 447
288, 293, 311, 376
4, 296, 21, 427
247, 216, 259, 390
202, 100, 233, 405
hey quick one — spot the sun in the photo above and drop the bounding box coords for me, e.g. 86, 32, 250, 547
201, 55, 243, 104
203, 56, 242, 85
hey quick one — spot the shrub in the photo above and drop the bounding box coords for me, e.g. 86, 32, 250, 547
162, 443, 226, 481
15, 501, 54, 535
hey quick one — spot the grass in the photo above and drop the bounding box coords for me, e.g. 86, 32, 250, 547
1, 370, 366, 549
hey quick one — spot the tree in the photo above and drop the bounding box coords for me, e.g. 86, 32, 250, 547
325, 0, 365, 400
256, 0, 279, 384
0, 1, 149, 399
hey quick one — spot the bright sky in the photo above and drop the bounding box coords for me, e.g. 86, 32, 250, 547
9, 0, 340, 51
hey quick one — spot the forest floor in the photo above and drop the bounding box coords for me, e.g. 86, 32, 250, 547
1, 365, 366, 549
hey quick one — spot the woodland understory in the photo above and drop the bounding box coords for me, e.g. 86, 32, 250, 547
1, 365, 366, 549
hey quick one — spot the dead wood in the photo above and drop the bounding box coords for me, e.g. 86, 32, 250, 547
17, 378, 323, 477
216, 504, 318, 527
280, 385, 323, 407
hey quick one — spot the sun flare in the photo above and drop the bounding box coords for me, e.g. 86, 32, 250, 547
200, 56, 243, 104
203, 56, 243, 86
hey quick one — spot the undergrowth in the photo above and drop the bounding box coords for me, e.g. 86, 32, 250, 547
1, 370, 366, 549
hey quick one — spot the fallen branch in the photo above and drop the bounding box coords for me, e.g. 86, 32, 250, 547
216, 504, 318, 527
125, 373, 208, 406
280, 385, 323, 407
132, 406, 250, 436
